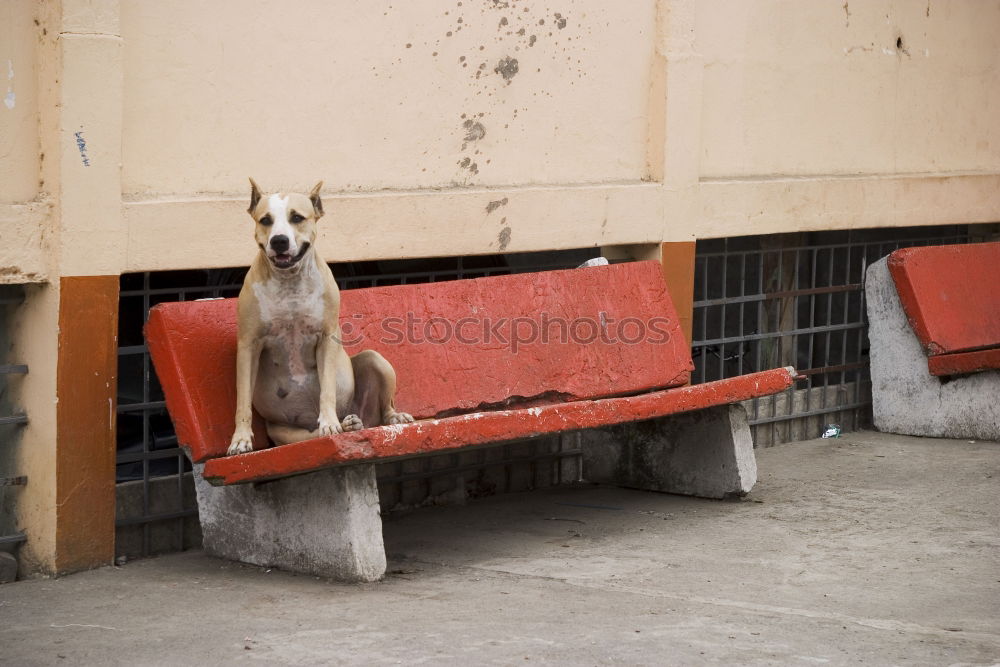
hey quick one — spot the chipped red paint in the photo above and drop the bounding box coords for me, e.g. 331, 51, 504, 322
202, 368, 797, 486
146, 261, 693, 463
887, 242, 1000, 376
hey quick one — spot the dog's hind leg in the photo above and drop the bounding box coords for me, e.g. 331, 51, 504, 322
350, 350, 414, 427
266, 416, 363, 445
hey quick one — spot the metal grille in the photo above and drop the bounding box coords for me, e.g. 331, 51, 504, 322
116, 270, 245, 558
0, 285, 29, 553
115, 249, 595, 559
690, 225, 990, 446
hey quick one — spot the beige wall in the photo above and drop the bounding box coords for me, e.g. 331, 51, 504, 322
0, 0, 48, 283
2, 0, 999, 279
699, 0, 1000, 178
0, 0, 39, 204
121, 0, 658, 196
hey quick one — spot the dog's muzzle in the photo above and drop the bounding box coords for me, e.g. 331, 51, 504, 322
270, 242, 311, 270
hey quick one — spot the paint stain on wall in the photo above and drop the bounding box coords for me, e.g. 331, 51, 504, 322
4, 60, 15, 110
495, 56, 519, 82
485, 197, 508, 214
497, 226, 512, 250
457, 155, 479, 175
463, 119, 486, 142
380, 2, 591, 186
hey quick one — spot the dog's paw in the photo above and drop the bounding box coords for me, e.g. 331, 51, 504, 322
386, 411, 414, 425
317, 416, 344, 437
227, 434, 254, 456
341, 414, 364, 432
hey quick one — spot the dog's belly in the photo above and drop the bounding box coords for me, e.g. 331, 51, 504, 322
252, 334, 322, 430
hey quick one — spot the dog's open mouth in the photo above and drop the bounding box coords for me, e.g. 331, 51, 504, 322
270, 242, 311, 270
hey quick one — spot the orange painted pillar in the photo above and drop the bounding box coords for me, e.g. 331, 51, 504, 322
54, 276, 119, 573
659, 242, 696, 348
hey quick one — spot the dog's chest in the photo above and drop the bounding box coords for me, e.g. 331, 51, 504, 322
253, 274, 326, 344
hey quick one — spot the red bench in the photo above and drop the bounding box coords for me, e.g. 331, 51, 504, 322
146, 260, 797, 581
867, 241, 1000, 442
887, 242, 1000, 376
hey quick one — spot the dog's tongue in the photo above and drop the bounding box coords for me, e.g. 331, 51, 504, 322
276, 253, 292, 263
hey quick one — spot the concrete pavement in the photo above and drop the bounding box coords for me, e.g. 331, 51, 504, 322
1, 431, 998, 665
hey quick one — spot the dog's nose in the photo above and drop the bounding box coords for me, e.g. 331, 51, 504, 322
270, 235, 290, 253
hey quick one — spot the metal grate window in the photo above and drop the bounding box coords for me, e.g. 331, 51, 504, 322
115, 249, 596, 559
1, 285, 29, 555
116, 270, 245, 558
690, 225, 991, 446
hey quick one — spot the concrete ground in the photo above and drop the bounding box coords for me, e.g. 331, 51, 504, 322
1, 431, 998, 666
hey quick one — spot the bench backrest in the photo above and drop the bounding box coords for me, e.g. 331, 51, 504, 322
146, 260, 692, 462
887, 242, 1000, 356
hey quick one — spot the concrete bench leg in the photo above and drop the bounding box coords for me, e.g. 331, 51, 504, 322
190, 463, 386, 582
866, 258, 1000, 441
579, 404, 757, 499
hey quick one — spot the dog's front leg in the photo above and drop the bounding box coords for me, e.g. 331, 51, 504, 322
228, 333, 262, 455
315, 329, 355, 436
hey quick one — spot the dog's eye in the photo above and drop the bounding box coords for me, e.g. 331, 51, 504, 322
259, 215, 273, 226
289, 212, 305, 224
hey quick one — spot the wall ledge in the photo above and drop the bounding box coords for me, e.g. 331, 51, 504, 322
0, 199, 54, 284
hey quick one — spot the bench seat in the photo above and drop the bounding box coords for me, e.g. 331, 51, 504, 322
204, 367, 796, 485
887, 242, 1000, 376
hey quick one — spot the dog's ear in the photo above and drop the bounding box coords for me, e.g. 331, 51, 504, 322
309, 181, 324, 219
248, 177, 262, 215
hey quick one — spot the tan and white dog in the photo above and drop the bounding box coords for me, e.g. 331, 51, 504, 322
227, 179, 413, 456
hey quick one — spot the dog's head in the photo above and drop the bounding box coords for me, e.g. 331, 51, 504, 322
247, 178, 324, 271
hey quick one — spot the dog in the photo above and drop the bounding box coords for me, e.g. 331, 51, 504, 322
227, 179, 413, 456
